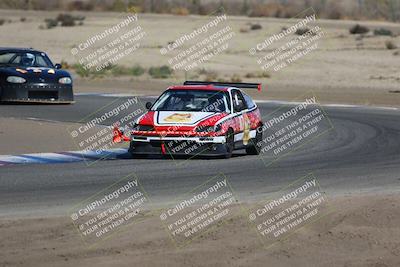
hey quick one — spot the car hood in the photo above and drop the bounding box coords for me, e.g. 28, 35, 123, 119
0, 66, 71, 83
154, 111, 220, 126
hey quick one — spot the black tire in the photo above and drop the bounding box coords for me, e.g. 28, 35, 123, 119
246, 126, 262, 155
224, 129, 234, 159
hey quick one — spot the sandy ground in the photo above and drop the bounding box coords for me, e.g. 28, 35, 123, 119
0, 194, 399, 267
0, 10, 399, 107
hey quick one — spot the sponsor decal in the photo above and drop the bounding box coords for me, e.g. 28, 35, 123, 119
15, 68, 27, 74
164, 113, 192, 123
243, 113, 251, 145
27, 67, 43, 73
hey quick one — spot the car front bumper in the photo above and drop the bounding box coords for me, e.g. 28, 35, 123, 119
0, 83, 74, 103
129, 135, 228, 156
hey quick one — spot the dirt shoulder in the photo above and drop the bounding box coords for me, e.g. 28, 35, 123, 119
0, 117, 81, 154
0, 193, 399, 267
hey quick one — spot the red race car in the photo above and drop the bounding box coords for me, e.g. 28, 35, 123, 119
114, 81, 263, 158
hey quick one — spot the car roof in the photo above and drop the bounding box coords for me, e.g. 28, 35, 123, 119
168, 85, 234, 92
0, 47, 44, 54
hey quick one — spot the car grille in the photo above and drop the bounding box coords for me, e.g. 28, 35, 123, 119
28, 90, 58, 100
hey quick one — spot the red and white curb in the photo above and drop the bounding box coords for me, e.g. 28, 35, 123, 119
0, 148, 129, 166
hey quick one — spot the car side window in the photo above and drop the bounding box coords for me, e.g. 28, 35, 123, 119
0, 53, 15, 64
242, 92, 256, 109
232, 90, 247, 112
35, 56, 48, 67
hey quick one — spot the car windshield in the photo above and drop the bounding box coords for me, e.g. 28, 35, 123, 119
152, 90, 229, 112
0, 51, 54, 68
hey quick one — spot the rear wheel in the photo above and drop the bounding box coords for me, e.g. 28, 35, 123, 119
224, 129, 234, 158
246, 126, 262, 155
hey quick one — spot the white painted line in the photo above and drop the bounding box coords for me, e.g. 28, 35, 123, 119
0, 148, 129, 165
75, 93, 159, 98
75, 92, 399, 111
254, 99, 399, 111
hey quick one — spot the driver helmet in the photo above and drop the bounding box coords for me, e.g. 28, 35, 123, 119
21, 53, 35, 66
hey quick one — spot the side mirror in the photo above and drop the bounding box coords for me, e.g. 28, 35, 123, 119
54, 63, 62, 69
145, 102, 152, 110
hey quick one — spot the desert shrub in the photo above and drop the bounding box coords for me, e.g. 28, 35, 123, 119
65, 0, 94, 11
295, 27, 311, 35
130, 65, 145, 76
149, 66, 173, 79
127, 5, 142, 13
261, 72, 271, 78
56, 13, 76, 27
0, 19, 5, 26
231, 74, 242, 83
111, 66, 129, 76
385, 40, 397, 50
20, 17, 26, 22
205, 73, 218, 81
42, 13, 84, 29
44, 18, 58, 29
111, 0, 126, 12
197, 68, 208, 75
196, 2, 219, 15
60, 60, 71, 69
325, 3, 343, 20
249, 3, 282, 17
73, 63, 90, 77
171, 7, 189, 16
250, 23, 262, 30
248, 3, 300, 18
374, 28, 393, 36
245, 72, 270, 78
199, 69, 218, 81
72, 15, 86, 21
349, 24, 370, 34
111, 65, 145, 76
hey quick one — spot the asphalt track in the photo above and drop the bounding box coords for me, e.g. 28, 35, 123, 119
0, 95, 400, 217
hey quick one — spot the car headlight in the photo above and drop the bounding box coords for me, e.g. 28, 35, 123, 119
7, 76, 26, 83
59, 77, 72, 84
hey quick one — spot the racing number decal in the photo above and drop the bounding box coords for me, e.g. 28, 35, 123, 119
243, 113, 251, 145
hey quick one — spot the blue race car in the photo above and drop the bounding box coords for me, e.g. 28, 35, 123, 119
0, 47, 74, 103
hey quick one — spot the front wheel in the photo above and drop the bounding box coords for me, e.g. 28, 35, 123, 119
246, 126, 262, 155
224, 129, 234, 158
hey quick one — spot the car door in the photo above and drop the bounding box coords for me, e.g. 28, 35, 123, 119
231, 89, 249, 143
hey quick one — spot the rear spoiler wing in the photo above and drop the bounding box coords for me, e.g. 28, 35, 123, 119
183, 81, 262, 91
